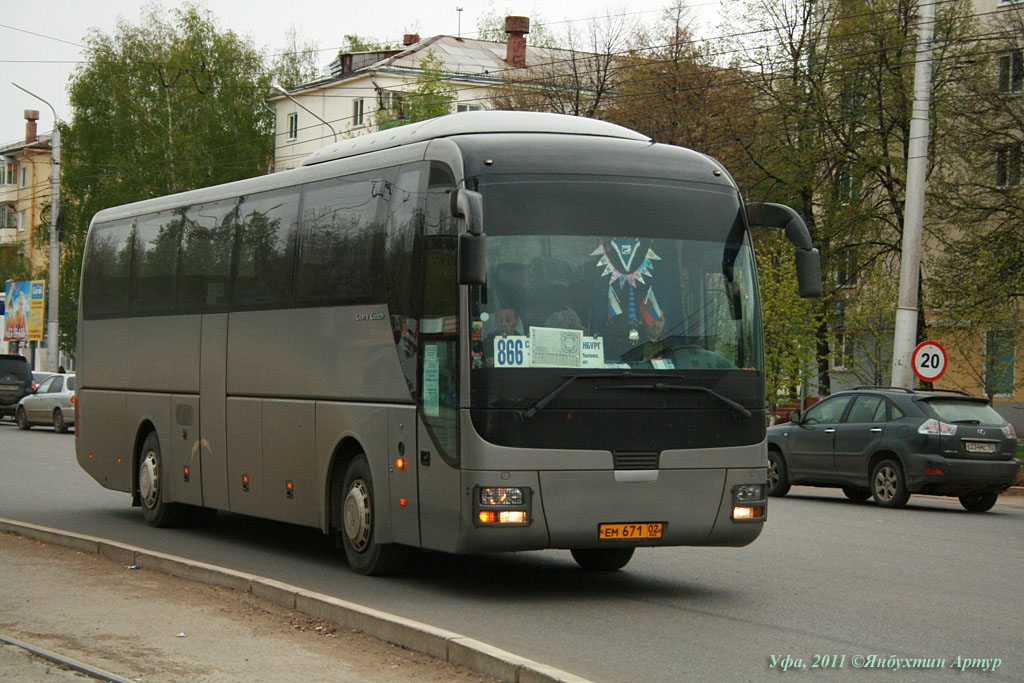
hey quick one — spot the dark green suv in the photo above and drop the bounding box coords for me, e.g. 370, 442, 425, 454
766, 387, 1021, 512
0, 354, 33, 420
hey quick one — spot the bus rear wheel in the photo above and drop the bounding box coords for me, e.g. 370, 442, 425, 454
340, 454, 408, 576
138, 432, 186, 527
570, 547, 635, 571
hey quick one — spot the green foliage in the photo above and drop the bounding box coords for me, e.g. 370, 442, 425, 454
375, 51, 457, 128
341, 34, 398, 53
58, 2, 274, 356
0, 242, 33, 284
272, 26, 321, 89
755, 232, 821, 410
475, 7, 557, 47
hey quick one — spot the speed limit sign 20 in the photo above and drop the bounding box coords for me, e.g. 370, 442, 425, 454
912, 341, 947, 382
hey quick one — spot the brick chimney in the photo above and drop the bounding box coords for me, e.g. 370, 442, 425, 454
403, 33, 420, 47
24, 110, 39, 144
505, 16, 529, 68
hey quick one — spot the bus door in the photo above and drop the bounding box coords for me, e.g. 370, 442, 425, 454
198, 313, 230, 510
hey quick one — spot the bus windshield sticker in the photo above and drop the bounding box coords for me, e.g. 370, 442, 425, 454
529, 326, 583, 368
423, 343, 439, 416
493, 335, 530, 368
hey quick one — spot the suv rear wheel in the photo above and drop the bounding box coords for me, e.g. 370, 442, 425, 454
871, 459, 910, 508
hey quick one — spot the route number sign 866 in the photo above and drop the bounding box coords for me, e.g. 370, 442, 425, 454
494, 336, 530, 368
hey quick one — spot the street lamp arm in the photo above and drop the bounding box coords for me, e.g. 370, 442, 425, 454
271, 83, 338, 143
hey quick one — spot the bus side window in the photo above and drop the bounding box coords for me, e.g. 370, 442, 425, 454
295, 170, 390, 307
232, 187, 300, 310
82, 218, 134, 318
180, 199, 237, 312
131, 210, 180, 315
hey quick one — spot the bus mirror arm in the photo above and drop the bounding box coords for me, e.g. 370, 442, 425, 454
451, 189, 484, 236
746, 201, 823, 298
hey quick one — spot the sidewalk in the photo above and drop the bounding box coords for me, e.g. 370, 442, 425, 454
0, 531, 496, 683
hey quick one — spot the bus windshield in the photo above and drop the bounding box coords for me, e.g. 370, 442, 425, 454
470, 176, 763, 378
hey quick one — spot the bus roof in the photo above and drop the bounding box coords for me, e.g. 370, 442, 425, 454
301, 111, 651, 166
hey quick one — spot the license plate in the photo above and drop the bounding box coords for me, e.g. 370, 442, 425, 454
964, 441, 997, 454
599, 522, 663, 540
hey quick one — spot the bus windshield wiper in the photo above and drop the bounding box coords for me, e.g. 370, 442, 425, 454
518, 371, 636, 422
595, 382, 752, 418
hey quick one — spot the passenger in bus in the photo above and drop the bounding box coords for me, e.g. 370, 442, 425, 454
543, 307, 584, 331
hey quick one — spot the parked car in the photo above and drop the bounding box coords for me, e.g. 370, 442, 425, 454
16, 373, 76, 433
0, 354, 33, 420
766, 387, 1021, 512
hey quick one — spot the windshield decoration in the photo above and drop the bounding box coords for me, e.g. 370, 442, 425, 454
593, 240, 663, 345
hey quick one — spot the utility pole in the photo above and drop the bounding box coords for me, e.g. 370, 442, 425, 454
13, 83, 60, 373
890, 0, 935, 388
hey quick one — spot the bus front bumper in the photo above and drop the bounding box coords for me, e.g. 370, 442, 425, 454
454, 467, 766, 554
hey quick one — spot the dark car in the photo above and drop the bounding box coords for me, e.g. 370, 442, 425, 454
766, 387, 1021, 512
0, 354, 34, 419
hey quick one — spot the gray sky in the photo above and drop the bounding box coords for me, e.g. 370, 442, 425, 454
1, 0, 723, 145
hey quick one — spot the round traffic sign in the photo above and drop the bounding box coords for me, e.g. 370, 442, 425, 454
912, 341, 947, 382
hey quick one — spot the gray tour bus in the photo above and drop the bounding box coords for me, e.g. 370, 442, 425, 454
75, 111, 821, 574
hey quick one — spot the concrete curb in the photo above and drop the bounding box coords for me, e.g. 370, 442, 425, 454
0, 518, 590, 683
1003, 486, 1023, 497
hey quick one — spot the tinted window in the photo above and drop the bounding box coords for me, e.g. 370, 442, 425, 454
846, 395, 885, 423
49, 376, 64, 392
36, 376, 56, 393
0, 357, 31, 382
295, 172, 389, 306
66, 376, 75, 391
132, 211, 181, 314
180, 199, 237, 312
82, 219, 134, 318
803, 396, 852, 425
233, 187, 299, 309
922, 399, 1005, 424
890, 403, 905, 420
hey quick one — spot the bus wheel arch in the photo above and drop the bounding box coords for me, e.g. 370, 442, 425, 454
328, 443, 408, 576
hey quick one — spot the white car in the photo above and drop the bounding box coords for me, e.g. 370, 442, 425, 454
16, 373, 76, 433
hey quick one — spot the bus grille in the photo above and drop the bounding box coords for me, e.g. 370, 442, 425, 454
613, 451, 660, 470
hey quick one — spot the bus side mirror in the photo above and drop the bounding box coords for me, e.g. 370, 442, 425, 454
452, 188, 486, 285
459, 232, 486, 285
795, 248, 822, 298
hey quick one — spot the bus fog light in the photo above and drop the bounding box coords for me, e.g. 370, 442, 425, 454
732, 505, 764, 521
479, 487, 523, 505
733, 484, 765, 503
499, 510, 528, 524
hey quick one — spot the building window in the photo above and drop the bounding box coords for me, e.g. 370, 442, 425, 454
20, 167, 28, 188
2, 161, 17, 185
381, 90, 405, 115
457, 103, 483, 113
834, 247, 857, 288
985, 329, 1016, 396
287, 112, 298, 140
18, 210, 26, 232
999, 50, 1023, 94
0, 203, 15, 229
353, 98, 364, 126
837, 165, 858, 203
996, 144, 1022, 187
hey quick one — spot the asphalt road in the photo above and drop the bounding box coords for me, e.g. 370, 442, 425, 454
1, 422, 1021, 682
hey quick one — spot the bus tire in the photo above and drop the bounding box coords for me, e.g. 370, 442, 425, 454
340, 454, 408, 576
138, 432, 186, 527
570, 547, 635, 571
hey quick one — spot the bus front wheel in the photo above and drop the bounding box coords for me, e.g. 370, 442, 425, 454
570, 547, 635, 571
138, 432, 185, 527
340, 454, 408, 576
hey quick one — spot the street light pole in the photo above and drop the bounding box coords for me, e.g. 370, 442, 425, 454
271, 84, 338, 144
12, 83, 60, 373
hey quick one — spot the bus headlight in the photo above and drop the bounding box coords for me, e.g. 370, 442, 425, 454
474, 486, 531, 526
732, 484, 766, 522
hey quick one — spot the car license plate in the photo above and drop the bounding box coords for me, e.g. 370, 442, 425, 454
964, 441, 997, 454
599, 522, 663, 540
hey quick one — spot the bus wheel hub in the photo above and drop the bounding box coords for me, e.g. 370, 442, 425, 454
343, 480, 372, 552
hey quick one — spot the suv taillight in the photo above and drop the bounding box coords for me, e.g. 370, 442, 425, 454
918, 419, 957, 436
1001, 423, 1016, 439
